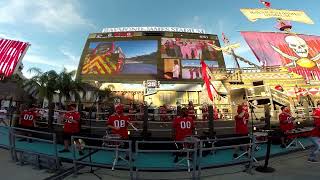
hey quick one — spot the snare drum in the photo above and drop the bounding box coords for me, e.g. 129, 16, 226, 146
183, 136, 200, 149
102, 133, 122, 148
253, 131, 268, 142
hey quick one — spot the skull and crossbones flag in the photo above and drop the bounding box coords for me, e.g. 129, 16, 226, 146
260, 0, 271, 8
241, 31, 320, 81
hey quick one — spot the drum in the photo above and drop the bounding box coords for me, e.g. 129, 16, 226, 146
183, 135, 200, 149
253, 131, 268, 142
102, 133, 122, 148
286, 127, 313, 139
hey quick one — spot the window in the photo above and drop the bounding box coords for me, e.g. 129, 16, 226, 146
188, 92, 199, 104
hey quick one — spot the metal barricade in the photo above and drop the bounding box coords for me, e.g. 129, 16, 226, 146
135, 140, 198, 180
198, 135, 256, 179
10, 127, 59, 170
0, 125, 10, 149
71, 136, 133, 180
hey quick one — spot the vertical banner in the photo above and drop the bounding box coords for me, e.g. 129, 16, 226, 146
241, 31, 320, 81
0, 38, 29, 78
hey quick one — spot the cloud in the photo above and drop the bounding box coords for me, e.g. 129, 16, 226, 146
0, 0, 94, 32
23, 54, 61, 67
60, 48, 79, 63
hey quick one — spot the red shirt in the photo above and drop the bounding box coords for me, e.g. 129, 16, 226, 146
20, 110, 37, 127
107, 114, 130, 139
213, 107, 219, 120
279, 112, 294, 132
235, 112, 249, 135
311, 108, 320, 137
188, 105, 196, 119
63, 112, 81, 134
173, 116, 195, 141
202, 106, 209, 121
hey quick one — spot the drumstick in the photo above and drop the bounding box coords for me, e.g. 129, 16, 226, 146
175, 142, 179, 149
128, 122, 138, 131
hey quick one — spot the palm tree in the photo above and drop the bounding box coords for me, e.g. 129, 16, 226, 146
24, 67, 59, 130
56, 68, 85, 105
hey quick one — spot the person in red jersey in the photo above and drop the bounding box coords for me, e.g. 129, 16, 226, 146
107, 104, 131, 140
235, 104, 249, 135
187, 101, 196, 121
213, 106, 219, 120
172, 107, 195, 163
59, 104, 83, 155
19, 106, 38, 129
233, 104, 250, 158
107, 104, 137, 160
308, 102, 320, 162
279, 106, 295, 148
18, 105, 38, 142
128, 101, 137, 121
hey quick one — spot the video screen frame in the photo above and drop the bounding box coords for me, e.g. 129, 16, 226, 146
76, 33, 225, 83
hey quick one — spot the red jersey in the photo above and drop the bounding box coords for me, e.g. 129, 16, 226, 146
63, 112, 81, 134
279, 112, 294, 132
173, 116, 195, 141
159, 106, 169, 121
20, 110, 37, 127
311, 108, 320, 137
235, 112, 249, 135
187, 105, 196, 119
107, 114, 130, 139
213, 107, 219, 120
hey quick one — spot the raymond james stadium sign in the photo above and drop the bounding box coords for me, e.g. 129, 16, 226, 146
102, 27, 206, 34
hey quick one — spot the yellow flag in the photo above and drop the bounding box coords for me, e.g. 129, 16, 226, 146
240, 8, 314, 24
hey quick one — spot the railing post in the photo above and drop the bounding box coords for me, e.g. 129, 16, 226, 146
72, 136, 78, 177
142, 105, 150, 139
247, 134, 255, 174
53, 133, 60, 170
208, 105, 215, 139
129, 141, 134, 180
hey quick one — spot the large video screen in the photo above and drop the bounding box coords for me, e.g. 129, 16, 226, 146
161, 38, 223, 80
80, 40, 158, 76
77, 33, 225, 82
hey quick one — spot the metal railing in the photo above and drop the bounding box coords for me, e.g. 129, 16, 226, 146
135, 140, 198, 180
71, 136, 134, 180
10, 127, 60, 170
198, 135, 256, 178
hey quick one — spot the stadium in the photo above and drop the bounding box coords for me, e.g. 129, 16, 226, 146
1, 23, 320, 179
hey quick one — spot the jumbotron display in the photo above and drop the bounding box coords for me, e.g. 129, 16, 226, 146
77, 31, 225, 82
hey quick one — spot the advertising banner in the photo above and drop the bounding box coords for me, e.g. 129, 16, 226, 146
240, 9, 314, 24
0, 38, 29, 78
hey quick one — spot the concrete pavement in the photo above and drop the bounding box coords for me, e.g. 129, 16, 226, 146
0, 148, 319, 180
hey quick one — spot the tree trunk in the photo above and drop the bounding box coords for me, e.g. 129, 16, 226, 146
48, 99, 54, 132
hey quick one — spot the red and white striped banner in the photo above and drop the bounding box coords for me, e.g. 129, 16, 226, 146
0, 38, 29, 79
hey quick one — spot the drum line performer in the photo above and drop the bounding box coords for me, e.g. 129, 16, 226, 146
279, 106, 296, 148
106, 103, 138, 159
308, 102, 320, 162
233, 103, 250, 158
172, 107, 195, 163
59, 104, 84, 155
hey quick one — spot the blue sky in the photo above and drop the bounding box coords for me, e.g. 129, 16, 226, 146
0, 0, 319, 78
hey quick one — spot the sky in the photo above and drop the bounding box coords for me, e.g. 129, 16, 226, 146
0, 0, 319, 78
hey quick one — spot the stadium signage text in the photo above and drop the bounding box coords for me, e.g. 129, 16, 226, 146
102, 27, 206, 34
